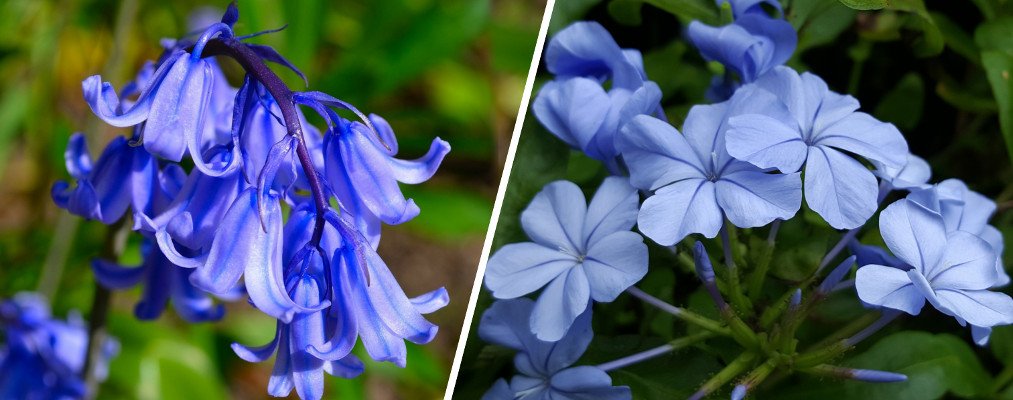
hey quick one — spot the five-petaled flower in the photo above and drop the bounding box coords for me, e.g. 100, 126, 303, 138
485, 177, 648, 341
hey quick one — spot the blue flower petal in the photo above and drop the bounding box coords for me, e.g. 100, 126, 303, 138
531, 267, 590, 341
803, 146, 879, 229
520, 180, 588, 253
638, 179, 721, 246
813, 112, 908, 169
583, 231, 648, 302
267, 327, 294, 397
855, 264, 925, 315
323, 355, 365, 379
410, 287, 450, 314
726, 114, 807, 173
551, 366, 632, 399
929, 231, 998, 290
532, 78, 611, 152
289, 276, 326, 400
90, 259, 146, 290
485, 243, 577, 299
935, 289, 1013, 328
544, 21, 643, 90
64, 133, 92, 180
232, 323, 281, 363
716, 170, 802, 227
582, 177, 638, 249
144, 56, 211, 162
477, 298, 535, 351
878, 199, 948, 273
386, 137, 450, 184
617, 115, 706, 191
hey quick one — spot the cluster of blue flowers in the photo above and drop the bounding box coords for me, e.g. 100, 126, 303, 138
482, 0, 1011, 398
0, 293, 117, 399
52, 4, 449, 399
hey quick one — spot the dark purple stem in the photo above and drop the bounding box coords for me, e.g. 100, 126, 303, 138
201, 38, 328, 246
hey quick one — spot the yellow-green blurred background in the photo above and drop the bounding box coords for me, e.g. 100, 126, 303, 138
0, 0, 544, 398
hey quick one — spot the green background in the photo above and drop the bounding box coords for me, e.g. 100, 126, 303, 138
0, 0, 543, 398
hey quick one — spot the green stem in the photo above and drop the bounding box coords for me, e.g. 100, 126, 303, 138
626, 287, 732, 336
82, 219, 129, 399
794, 340, 851, 369
721, 223, 753, 316
688, 352, 759, 400
738, 358, 779, 394
747, 240, 775, 302
990, 363, 1013, 395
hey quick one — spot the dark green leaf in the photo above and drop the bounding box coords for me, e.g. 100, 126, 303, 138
790, 0, 857, 52
839, 0, 888, 11
874, 72, 925, 130
979, 51, 1013, 164
889, 0, 944, 57
642, 0, 720, 25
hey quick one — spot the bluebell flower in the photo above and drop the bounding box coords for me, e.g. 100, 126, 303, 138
321, 111, 450, 246
479, 299, 631, 400
485, 177, 648, 341
532, 22, 663, 172
726, 66, 909, 229
83, 21, 243, 176
52, 133, 157, 225
0, 293, 118, 400
618, 85, 801, 245
855, 198, 1013, 336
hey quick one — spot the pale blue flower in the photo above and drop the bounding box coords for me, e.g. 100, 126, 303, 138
855, 198, 1013, 334
485, 177, 647, 341
618, 85, 801, 245
726, 66, 909, 229
479, 299, 631, 400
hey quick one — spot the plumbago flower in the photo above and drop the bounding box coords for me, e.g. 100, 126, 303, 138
618, 84, 801, 245
0, 293, 118, 399
532, 21, 664, 173
688, 0, 796, 101
726, 66, 909, 229
855, 198, 1013, 344
479, 299, 632, 400
54, 4, 450, 399
485, 177, 648, 341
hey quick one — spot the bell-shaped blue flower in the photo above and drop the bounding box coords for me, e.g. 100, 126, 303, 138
0, 293, 118, 400
307, 211, 448, 367
485, 177, 648, 341
231, 270, 363, 400
83, 22, 242, 177
618, 85, 801, 245
479, 299, 631, 400
855, 198, 1013, 334
323, 112, 449, 237
726, 66, 909, 229
52, 133, 157, 225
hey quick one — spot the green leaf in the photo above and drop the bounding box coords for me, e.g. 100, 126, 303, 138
642, 0, 720, 25
931, 12, 980, 64
991, 325, 1013, 365
549, 0, 603, 33
790, 0, 857, 52
609, 0, 645, 25
838, 0, 888, 10
874, 72, 925, 130
975, 18, 1013, 164
888, 0, 944, 57
778, 332, 992, 400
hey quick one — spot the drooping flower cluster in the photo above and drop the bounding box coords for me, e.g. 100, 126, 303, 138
0, 293, 118, 399
481, 1, 1010, 398
53, 4, 449, 399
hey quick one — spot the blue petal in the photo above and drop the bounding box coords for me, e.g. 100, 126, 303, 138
289, 276, 325, 400
322, 355, 365, 379
550, 366, 631, 399
169, 266, 224, 323
64, 133, 92, 180
368, 114, 399, 155
618, 81, 664, 124
359, 242, 439, 344
803, 146, 879, 229
134, 256, 171, 320
485, 242, 577, 299
813, 112, 908, 169
520, 180, 588, 253
726, 113, 807, 173
144, 56, 209, 162
267, 326, 294, 397
532, 78, 611, 152
875, 154, 931, 190
85, 136, 137, 224
410, 287, 450, 314
935, 289, 1013, 328
617, 115, 706, 191
855, 264, 925, 315
637, 179, 722, 246
153, 168, 244, 250
878, 198, 948, 273
582, 176, 639, 249
90, 259, 145, 290
343, 249, 408, 367
687, 21, 766, 82
328, 121, 419, 224
928, 231, 998, 290
544, 21, 643, 90
849, 240, 906, 269
583, 231, 648, 302
531, 267, 590, 341
308, 256, 357, 361
972, 325, 992, 346
477, 298, 535, 351
716, 170, 802, 228
386, 137, 450, 184
736, 14, 797, 73
81, 51, 184, 128
528, 308, 594, 374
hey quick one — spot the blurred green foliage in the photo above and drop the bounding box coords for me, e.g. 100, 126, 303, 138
0, 0, 544, 398
454, 0, 1013, 399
